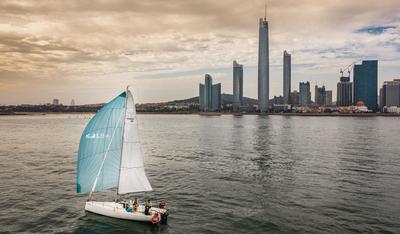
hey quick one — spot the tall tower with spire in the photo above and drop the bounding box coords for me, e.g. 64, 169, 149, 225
258, 2, 270, 112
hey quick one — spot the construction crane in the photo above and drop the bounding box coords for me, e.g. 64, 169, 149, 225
340, 62, 356, 77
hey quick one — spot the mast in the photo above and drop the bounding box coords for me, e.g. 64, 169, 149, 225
115, 86, 129, 201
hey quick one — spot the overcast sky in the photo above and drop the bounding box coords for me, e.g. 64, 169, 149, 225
0, 0, 399, 104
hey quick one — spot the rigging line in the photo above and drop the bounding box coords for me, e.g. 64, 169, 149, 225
88, 109, 125, 201
116, 87, 129, 200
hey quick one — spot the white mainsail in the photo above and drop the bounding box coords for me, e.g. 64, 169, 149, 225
118, 90, 153, 194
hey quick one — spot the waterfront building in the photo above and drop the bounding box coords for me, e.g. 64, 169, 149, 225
233, 60, 243, 112
290, 90, 300, 106
283, 50, 291, 104
299, 82, 311, 106
354, 60, 378, 111
53, 99, 59, 105
325, 90, 332, 106
337, 76, 353, 106
383, 106, 400, 113
199, 84, 204, 109
380, 79, 400, 111
199, 74, 221, 112
258, 16, 269, 112
273, 104, 291, 112
273, 96, 284, 105
212, 83, 221, 111
314, 85, 326, 106
379, 87, 385, 111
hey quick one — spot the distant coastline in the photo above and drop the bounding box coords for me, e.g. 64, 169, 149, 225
3, 94, 399, 117
1, 111, 400, 117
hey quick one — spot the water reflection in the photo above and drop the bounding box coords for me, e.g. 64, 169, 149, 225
253, 115, 273, 161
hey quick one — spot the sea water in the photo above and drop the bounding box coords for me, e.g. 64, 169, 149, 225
0, 114, 399, 233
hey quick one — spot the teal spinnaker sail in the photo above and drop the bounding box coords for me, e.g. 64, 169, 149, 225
76, 92, 126, 193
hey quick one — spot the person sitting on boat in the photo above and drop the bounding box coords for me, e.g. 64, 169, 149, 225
146, 199, 152, 208
159, 200, 166, 209
144, 199, 152, 215
132, 198, 138, 212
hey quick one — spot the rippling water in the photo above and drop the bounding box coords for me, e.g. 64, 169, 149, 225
1, 114, 400, 233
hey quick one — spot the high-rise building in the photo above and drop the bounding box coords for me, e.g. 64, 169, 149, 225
283, 50, 291, 104
325, 90, 332, 106
199, 84, 205, 109
233, 60, 243, 112
379, 87, 385, 111
380, 79, 400, 111
299, 82, 311, 106
205, 74, 212, 110
212, 83, 221, 111
258, 16, 269, 112
199, 74, 221, 112
337, 76, 353, 106
290, 90, 300, 106
314, 85, 326, 106
354, 60, 378, 111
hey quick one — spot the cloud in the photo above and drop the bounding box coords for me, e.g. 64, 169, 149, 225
356, 25, 397, 35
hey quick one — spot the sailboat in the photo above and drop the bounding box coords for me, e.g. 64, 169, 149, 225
76, 87, 168, 224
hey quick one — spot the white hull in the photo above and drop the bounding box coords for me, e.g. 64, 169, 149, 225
85, 201, 167, 223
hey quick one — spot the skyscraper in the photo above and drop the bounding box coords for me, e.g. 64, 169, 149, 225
314, 85, 318, 105
380, 79, 400, 110
199, 84, 205, 110
258, 16, 269, 112
314, 85, 326, 106
337, 76, 353, 106
299, 82, 311, 106
354, 60, 378, 111
199, 74, 221, 112
325, 90, 332, 106
199, 74, 212, 111
204, 74, 213, 111
212, 83, 221, 111
233, 60, 243, 112
283, 50, 291, 104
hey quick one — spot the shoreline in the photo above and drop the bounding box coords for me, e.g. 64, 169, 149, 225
1, 111, 400, 117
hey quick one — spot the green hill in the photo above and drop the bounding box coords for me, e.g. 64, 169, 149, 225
167, 93, 257, 105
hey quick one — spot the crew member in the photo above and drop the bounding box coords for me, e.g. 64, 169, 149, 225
145, 199, 152, 215
132, 198, 138, 212
159, 200, 166, 209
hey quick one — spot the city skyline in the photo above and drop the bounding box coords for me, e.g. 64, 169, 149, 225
0, 0, 399, 105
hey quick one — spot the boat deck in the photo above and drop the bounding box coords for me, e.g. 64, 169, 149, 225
85, 201, 166, 222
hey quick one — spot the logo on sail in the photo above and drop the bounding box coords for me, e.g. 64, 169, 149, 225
86, 133, 111, 139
